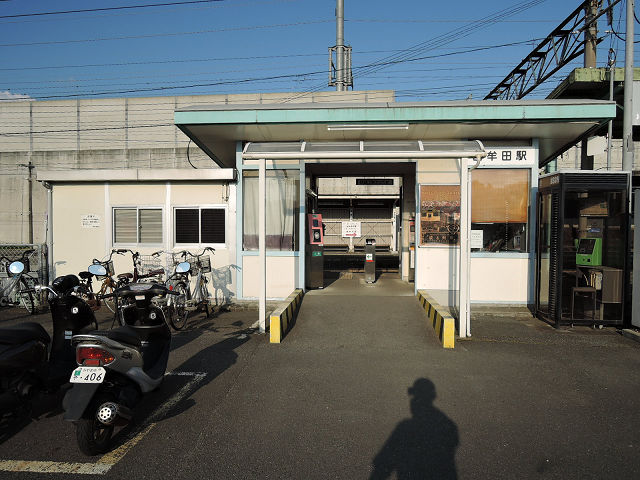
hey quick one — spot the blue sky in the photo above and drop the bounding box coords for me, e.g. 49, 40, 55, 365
0, 0, 636, 101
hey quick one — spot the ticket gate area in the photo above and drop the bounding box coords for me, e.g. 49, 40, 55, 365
365, 238, 376, 283
305, 213, 324, 289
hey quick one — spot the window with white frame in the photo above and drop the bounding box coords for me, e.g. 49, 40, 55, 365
471, 168, 530, 252
174, 207, 226, 245
113, 207, 163, 244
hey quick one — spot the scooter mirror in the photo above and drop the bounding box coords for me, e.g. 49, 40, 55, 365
175, 261, 190, 273
8, 261, 24, 275
88, 264, 107, 277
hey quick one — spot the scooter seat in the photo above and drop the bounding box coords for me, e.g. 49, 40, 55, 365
0, 322, 50, 346
89, 325, 142, 349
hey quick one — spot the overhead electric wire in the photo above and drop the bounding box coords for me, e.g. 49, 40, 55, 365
0, 20, 334, 48
0, 0, 226, 19
280, 0, 549, 103
0, 37, 547, 101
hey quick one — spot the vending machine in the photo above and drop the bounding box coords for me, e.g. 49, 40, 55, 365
305, 213, 324, 288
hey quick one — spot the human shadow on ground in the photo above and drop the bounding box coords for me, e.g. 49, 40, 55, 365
370, 378, 459, 480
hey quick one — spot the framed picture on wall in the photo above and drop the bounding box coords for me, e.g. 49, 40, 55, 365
419, 184, 460, 246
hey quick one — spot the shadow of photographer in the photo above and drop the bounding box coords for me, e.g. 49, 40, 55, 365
370, 378, 459, 480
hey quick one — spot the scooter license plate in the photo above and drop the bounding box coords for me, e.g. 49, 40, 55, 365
70, 366, 106, 384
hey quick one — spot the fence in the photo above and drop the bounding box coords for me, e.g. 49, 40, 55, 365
0, 243, 48, 308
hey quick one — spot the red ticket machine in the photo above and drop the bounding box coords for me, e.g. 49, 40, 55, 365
306, 213, 324, 288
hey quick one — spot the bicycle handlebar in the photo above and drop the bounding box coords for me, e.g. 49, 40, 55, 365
177, 247, 215, 258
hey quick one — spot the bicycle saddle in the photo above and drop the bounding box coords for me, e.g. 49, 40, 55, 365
78, 271, 92, 280
118, 273, 134, 280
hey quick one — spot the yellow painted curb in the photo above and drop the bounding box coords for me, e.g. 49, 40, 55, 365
417, 290, 456, 349
269, 289, 304, 343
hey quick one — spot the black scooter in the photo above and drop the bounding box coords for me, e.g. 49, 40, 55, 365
64, 276, 176, 455
0, 274, 98, 415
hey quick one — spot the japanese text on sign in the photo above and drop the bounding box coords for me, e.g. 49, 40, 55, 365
81, 214, 101, 228
482, 148, 535, 166
342, 221, 361, 238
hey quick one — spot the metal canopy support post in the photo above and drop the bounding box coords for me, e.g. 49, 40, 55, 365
259, 158, 266, 333
459, 159, 470, 338
459, 148, 484, 338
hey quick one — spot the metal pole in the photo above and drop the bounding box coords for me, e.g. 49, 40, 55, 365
336, 0, 345, 91
623, 0, 635, 171
459, 159, 469, 338
633, 189, 640, 327
259, 158, 266, 333
46, 183, 53, 284
28, 102, 33, 244
607, 49, 616, 170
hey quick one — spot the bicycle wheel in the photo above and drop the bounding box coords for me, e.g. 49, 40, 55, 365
19, 277, 35, 314
200, 280, 210, 318
100, 283, 116, 313
170, 282, 189, 330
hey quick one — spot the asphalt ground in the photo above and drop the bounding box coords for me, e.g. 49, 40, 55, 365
1, 275, 639, 479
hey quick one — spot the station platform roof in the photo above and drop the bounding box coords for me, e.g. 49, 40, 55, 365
175, 99, 616, 168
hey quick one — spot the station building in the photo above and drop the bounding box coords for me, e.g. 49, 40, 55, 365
28, 93, 615, 335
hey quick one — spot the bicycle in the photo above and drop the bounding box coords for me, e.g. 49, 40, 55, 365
114, 249, 165, 283
151, 251, 190, 331
79, 250, 131, 313
0, 249, 39, 314
167, 247, 215, 330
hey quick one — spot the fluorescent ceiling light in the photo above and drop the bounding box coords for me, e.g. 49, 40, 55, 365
327, 123, 409, 131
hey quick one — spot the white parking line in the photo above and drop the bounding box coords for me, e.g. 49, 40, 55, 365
0, 371, 207, 475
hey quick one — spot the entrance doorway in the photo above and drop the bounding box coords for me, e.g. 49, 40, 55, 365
305, 162, 415, 287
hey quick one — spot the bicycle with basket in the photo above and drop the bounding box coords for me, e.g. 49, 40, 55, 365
166, 247, 214, 330
0, 249, 42, 314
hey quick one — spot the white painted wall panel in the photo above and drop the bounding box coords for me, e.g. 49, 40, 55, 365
470, 257, 529, 303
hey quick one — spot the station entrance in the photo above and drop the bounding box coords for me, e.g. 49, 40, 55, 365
305, 163, 415, 287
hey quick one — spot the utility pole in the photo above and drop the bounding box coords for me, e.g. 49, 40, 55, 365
623, 0, 635, 172
336, 0, 345, 91
27, 101, 34, 244
329, 0, 352, 91
584, 0, 598, 68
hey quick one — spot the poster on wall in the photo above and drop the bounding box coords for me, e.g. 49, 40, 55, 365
419, 185, 460, 246
81, 214, 101, 228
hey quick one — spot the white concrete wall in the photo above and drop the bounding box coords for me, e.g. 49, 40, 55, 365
241, 256, 298, 299
470, 257, 529, 303
50, 180, 237, 302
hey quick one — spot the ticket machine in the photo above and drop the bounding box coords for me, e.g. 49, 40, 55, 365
305, 213, 324, 288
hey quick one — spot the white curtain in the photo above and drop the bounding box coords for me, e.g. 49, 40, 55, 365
243, 170, 299, 250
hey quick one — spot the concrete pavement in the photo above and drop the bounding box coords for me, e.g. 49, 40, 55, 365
1, 275, 639, 479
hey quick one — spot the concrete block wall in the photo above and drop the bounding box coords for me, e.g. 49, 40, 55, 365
0, 90, 394, 243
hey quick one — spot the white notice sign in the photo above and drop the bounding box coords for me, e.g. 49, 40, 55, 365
470, 230, 484, 249
81, 214, 101, 228
342, 221, 361, 238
